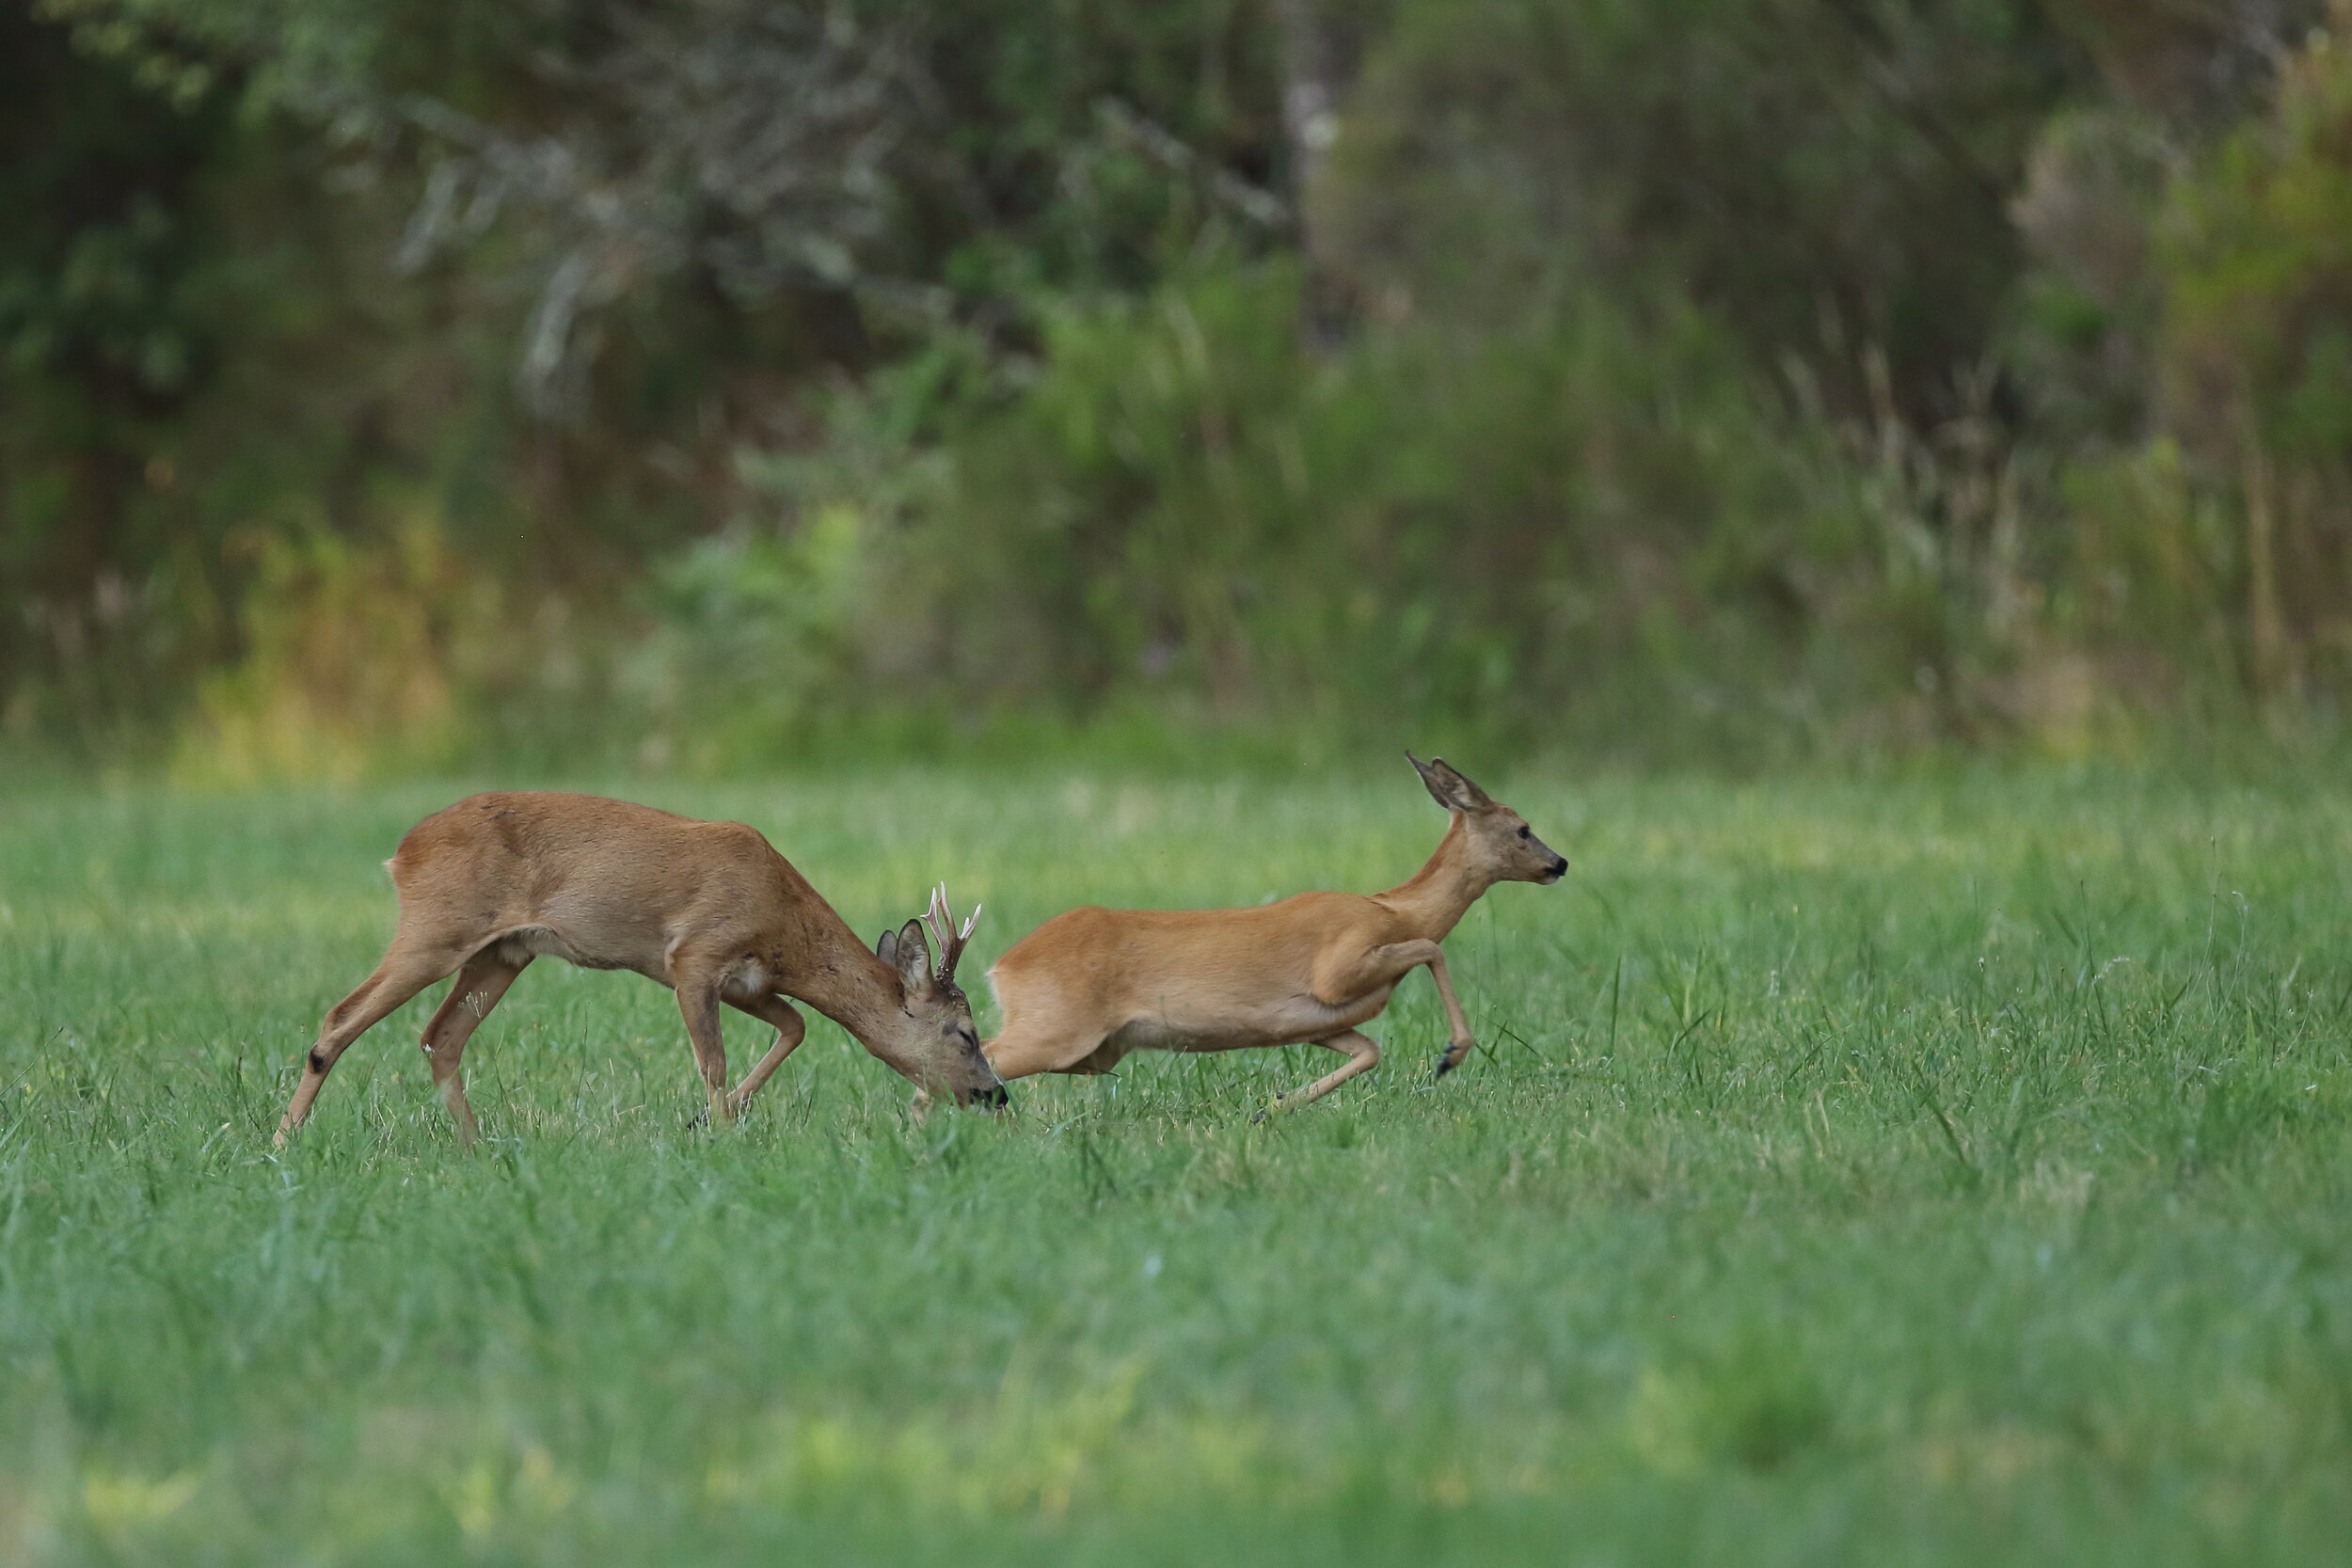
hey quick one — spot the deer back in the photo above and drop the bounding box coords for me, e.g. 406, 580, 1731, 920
388, 793, 807, 971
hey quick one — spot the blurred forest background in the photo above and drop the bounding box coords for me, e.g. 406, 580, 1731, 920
8, 0, 2352, 777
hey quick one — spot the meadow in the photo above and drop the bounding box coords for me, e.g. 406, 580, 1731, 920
3, 762, 2351, 1564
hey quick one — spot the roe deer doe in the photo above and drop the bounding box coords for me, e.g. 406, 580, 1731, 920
276, 791, 1003, 1144
982, 754, 1565, 1112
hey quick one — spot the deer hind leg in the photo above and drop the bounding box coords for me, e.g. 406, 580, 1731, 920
723, 992, 806, 1116
1064, 1038, 1130, 1076
984, 1022, 1109, 1083
1252, 1029, 1382, 1122
418, 952, 531, 1146
277, 941, 466, 1145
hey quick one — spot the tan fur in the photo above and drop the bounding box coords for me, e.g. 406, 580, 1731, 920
275, 791, 1002, 1145
984, 755, 1567, 1110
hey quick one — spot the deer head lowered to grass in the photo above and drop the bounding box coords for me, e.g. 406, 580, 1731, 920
275, 791, 1003, 1145
982, 753, 1567, 1113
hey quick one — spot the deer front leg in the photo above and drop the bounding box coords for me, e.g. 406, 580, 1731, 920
673, 970, 734, 1126
1422, 949, 1479, 1078
1312, 938, 1478, 1080
722, 992, 806, 1115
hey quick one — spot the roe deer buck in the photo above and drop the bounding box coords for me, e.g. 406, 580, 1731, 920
275, 791, 1003, 1145
983, 754, 1565, 1112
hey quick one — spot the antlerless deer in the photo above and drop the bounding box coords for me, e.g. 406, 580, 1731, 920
276, 792, 1003, 1144
983, 754, 1566, 1110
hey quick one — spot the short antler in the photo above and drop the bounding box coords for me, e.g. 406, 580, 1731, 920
923, 883, 981, 985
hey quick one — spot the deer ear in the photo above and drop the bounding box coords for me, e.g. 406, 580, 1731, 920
890, 918, 934, 994
1408, 752, 1493, 813
876, 929, 898, 965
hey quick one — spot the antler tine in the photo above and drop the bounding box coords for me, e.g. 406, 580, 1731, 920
922, 882, 951, 958
924, 882, 975, 983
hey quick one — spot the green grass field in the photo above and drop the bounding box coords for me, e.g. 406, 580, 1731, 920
5, 765, 2352, 1564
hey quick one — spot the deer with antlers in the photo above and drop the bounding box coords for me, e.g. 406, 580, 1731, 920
982, 754, 1566, 1112
275, 791, 1001, 1144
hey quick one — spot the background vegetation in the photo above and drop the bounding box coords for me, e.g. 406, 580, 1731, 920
13, 0, 2352, 772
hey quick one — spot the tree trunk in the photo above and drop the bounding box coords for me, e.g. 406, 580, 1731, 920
1274, 0, 1380, 344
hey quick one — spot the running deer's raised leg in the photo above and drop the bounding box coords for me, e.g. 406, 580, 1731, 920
1314, 936, 1479, 1080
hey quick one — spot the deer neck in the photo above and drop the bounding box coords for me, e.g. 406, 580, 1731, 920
784, 912, 913, 1051
1377, 815, 1493, 941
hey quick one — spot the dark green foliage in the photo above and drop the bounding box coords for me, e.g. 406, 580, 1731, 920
631, 264, 1893, 765
1325, 0, 2087, 424
0, 5, 240, 737
913, 266, 1882, 748
16, 0, 2352, 766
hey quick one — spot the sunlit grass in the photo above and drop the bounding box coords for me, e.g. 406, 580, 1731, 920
4, 763, 2351, 1563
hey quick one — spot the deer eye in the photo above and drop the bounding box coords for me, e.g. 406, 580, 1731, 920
1516, 825, 1532, 840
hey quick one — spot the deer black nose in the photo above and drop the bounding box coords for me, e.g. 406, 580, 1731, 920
971, 1084, 1009, 1110
1545, 858, 1568, 881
